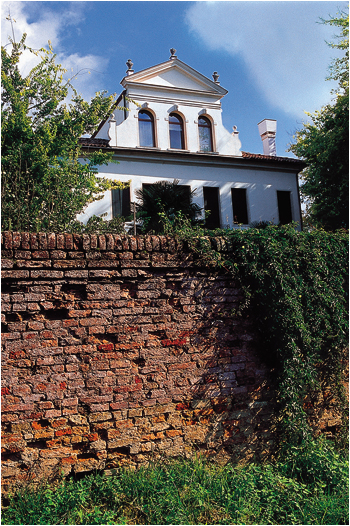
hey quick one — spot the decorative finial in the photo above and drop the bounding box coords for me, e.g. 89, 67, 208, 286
126, 59, 134, 75
212, 71, 220, 84
170, 48, 177, 60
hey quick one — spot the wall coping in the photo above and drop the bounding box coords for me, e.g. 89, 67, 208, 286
1, 232, 230, 254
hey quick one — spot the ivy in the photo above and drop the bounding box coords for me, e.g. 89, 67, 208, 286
162, 215, 348, 451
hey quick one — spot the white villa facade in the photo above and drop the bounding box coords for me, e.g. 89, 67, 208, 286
79, 50, 304, 229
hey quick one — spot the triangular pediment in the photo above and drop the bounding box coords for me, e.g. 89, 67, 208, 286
121, 58, 227, 96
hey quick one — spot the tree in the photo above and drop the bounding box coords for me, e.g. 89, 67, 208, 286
289, 11, 349, 230
135, 179, 202, 233
1, 33, 126, 232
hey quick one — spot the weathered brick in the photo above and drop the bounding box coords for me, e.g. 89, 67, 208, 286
31, 270, 64, 279
47, 233, 56, 249
1, 233, 340, 494
2, 270, 30, 279
65, 270, 89, 278
3, 231, 13, 250
30, 233, 39, 250
21, 232, 30, 249
12, 232, 21, 249
2, 259, 14, 268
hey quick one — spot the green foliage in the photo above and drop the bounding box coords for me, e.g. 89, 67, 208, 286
279, 437, 348, 489
69, 215, 127, 234
135, 179, 202, 234
323, 10, 349, 92
2, 455, 348, 524
1, 33, 126, 232
161, 215, 349, 448
289, 10, 349, 230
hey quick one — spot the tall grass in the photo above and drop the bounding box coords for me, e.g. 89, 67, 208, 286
2, 447, 348, 525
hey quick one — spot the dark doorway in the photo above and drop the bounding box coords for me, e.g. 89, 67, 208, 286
203, 187, 221, 229
277, 191, 293, 224
231, 188, 248, 225
112, 187, 131, 218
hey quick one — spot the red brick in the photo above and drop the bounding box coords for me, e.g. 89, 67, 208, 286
32, 250, 50, 259
31, 270, 64, 278
1, 259, 14, 268
47, 233, 56, 249
3, 231, 13, 250
60, 456, 76, 465
2, 270, 29, 279
51, 250, 67, 259
2, 403, 34, 412
98, 344, 114, 351
55, 427, 72, 437
45, 409, 62, 418
21, 232, 30, 249
30, 233, 39, 249
40, 447, 72, 458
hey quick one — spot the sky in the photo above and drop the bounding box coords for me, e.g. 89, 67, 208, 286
1, 0, 348, 157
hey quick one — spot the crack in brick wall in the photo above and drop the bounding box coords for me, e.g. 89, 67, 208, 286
1, 232, 343, 491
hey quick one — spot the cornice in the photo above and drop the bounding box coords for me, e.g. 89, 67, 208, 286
80, 143, 305, 173
125, 82, 224, 100
126, 92, 222, 110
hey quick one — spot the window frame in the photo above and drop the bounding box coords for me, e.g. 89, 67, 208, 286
198, 115, 213, 152
169, 112, 185, 150
138, 109, 156, 148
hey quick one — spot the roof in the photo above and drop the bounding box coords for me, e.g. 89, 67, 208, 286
90, 90, 126, 139
241, 151, 303, 164
121, 57, 228, 97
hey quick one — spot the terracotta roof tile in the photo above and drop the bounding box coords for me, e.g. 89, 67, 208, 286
241, 151, 302, 163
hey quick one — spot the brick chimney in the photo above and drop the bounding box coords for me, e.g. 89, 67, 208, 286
258, 119, 277, 156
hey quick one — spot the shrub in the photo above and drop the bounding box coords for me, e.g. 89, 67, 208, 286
135, 179, 202, 233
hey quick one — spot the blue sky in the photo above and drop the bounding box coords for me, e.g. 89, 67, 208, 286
2, 1, 347, 157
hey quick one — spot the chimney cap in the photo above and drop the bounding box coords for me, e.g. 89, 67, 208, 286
257, 119, 277, 136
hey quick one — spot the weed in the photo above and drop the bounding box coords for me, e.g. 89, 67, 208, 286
2, 455, 348, 525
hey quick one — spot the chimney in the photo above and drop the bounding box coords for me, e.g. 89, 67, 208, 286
258, 119, 277, 156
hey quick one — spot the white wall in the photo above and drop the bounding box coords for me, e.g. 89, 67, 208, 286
77, 157, 301, 229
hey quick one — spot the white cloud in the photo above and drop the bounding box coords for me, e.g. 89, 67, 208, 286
185, 1, 346, 116
1, 1, 109, 101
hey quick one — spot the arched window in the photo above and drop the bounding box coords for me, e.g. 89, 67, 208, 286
169, 113, 184, 149
138, 110, 155, 147
198, 116, 213, 152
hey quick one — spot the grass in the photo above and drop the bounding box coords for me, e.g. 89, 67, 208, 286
2, 451, 348, 525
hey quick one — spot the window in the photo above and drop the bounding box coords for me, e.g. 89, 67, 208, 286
231, 188, 248, 224
169, 113, 184, 149
203, 187, 220, 229
142, 182, 191, 206
112, 187, 131, 218
277, 191, 292, 224
198, 116, 213, 152
138, 110, 155, 147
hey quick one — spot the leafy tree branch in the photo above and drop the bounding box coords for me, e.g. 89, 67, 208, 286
1, 33, 126, 232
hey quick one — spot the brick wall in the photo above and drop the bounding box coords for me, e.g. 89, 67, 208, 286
1, 232, 342, 491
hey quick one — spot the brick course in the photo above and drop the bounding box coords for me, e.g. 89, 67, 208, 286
1, 232, 344, 492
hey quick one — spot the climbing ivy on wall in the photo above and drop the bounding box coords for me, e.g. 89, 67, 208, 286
162, 215, 349, 450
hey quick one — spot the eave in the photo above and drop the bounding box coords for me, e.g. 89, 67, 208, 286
79, 139, 306, 173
